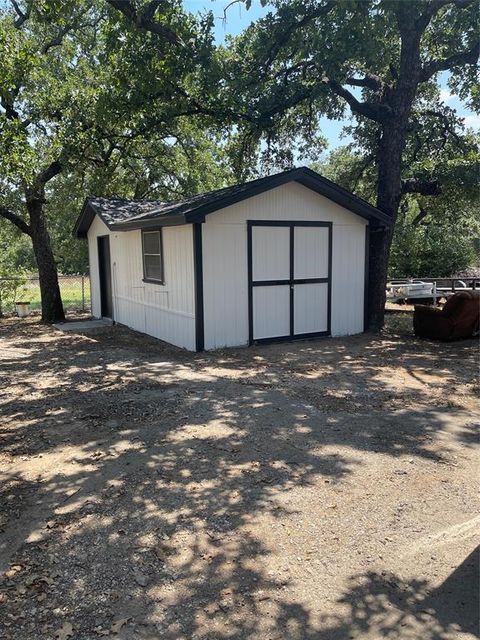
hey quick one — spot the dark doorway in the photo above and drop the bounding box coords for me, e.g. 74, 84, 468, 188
98, 236, 113, 319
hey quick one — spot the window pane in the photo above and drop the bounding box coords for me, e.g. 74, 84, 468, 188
144, 254, 163, 281
143, 231, 160, 254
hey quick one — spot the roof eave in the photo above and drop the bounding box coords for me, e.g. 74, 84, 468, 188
111, 213, 190, 231
73, 166, 392, 237
185, 170, 299, 223
294, 170, 391, 226
185, 167, 391, 226
73, 198, 96, 239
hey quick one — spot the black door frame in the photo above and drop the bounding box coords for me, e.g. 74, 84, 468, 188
97, 235, 113, 319
247, 220, 332, 345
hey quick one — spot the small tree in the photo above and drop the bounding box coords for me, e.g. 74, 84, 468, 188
0, 0, 221, 322
0, 258, 27, 316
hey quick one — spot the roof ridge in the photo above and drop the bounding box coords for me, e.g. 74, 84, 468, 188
74, 166, 390, 238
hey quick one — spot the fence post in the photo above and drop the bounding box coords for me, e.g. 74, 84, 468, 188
81, 276, 85, 312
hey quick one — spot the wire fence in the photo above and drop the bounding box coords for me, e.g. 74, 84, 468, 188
0, 275, 90, 316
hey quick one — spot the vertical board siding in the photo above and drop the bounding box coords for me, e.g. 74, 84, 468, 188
87, 215, 110, 318
252, 226, 290, 281
203, 182, 367, 349
253, 285, 290, 339
202, 222, 249, 350
293, 226, 329, 279
87, 219, 196, 350
294, 283, 329, 334
331, 224, 366, 336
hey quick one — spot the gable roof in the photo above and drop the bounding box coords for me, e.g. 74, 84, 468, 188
74, 166, 391, 238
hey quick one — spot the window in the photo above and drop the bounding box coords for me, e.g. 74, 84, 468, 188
142, 230, 164, 283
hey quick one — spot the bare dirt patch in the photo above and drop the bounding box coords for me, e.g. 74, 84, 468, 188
0, 314, 478, 639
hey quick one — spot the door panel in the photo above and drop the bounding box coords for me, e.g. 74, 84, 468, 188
252, 285, 290, 339
294, 283, 328, 335
252, 226, 290, 281
248, 222, 331, 343
294, 226, 329, 279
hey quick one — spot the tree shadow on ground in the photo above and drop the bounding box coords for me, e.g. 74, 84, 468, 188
313, 545, 479, 639
0, 316, 478, 639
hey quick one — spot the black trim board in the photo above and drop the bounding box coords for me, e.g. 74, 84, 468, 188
247, 222, 254, 346
327, 223, 333, 335
289, 225, 294, 337
74, 200, 96, 239
193, 222, 204, 352
184, 169, 390, 226
111, 214, 188, 232
364, 224, 370, 332
252, 277, 329, 286
253, 330, 330, 345
247, 220, 332, 345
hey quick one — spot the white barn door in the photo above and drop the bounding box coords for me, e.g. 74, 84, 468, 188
248, 221, 331, 344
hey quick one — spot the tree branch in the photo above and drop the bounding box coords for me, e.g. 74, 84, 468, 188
344, 74, 384, 91
417, 0, 477, 30
41, 8, 92, 53
411, 206, 430, 226
401, 178, 441, 196
259, 2, 336, 75
420, 41, 480, 81
142, 0, 165, 22
10, 0, 30, 28
351, 154, 376, 191
0, 205, 31, 235
422, 108, 462, 144
105, 0, 181, 45
36, 160, 63, 185
326, 79, 392, 123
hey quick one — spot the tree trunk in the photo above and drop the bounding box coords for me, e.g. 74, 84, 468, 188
367, 123, 405, 331
27, 199, 65, 323
367, 16, 423, 331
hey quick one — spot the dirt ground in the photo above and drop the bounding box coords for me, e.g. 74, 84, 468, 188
0, 313, 478, 640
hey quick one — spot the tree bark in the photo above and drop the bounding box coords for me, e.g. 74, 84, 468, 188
26, 198, 65, 323
367, 122, 405, 331
367, 13, 423, 331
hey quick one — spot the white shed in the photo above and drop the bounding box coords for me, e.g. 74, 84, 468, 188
74, 167, 390, 351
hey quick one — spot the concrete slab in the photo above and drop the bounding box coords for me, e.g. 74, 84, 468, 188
53, 319, 113, 332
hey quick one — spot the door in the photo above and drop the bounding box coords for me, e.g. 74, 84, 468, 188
248, 221, 331, 344
98, 235, 113, 319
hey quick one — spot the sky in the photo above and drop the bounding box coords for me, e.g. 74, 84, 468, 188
184, 0, 479, 154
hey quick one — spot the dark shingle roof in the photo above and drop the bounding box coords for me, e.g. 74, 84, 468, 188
74, 167, 391, 238
85, 197, 167, 225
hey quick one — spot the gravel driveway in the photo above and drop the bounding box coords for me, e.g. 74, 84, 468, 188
0, 314, 478, 639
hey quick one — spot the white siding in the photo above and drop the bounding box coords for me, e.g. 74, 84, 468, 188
252, 226, 290, 281
331, 223, 366, 336
294, 283, 329, 334
253, 285, 290, 339
294, 226, 329, 279
202, 182, 366, 349
87, 218, 196, 350
87, 215, 109, 319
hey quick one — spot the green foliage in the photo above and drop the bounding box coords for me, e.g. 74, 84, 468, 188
222, 1, 479, 181
1, 0, 478, 299
0, 0, 231, 277
389, 221, 478, 278
318, 144, 480, 277
0, 228, 28, 314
